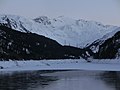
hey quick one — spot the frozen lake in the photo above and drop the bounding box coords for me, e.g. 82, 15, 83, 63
0, 70, 120, 90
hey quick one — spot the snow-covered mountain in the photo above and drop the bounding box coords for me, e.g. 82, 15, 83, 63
95, 31, 120, 59
87, 27, 120, 53
0, 14, 119, 48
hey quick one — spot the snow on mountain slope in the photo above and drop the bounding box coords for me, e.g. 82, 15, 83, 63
88, 27, 120, 53
0, 14, 119, 48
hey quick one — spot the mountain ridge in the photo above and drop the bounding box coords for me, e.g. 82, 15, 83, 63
1, 14, 120, 59
0, 14, 119, 48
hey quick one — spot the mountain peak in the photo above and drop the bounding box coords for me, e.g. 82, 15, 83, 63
34, 16, 51, 25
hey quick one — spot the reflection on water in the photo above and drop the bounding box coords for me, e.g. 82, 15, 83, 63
101, 71, 120, 90
0, 71, 58, 90
0, 70, 119, 90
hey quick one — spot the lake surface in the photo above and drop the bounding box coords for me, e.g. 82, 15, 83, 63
0, 70, 120, 90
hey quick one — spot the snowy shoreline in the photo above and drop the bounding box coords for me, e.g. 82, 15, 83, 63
0, 59, 120, 72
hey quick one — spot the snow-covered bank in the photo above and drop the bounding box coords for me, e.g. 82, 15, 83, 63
0, 59, 120, 72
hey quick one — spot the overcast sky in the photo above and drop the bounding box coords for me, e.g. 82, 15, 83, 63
0, 0, 120, 26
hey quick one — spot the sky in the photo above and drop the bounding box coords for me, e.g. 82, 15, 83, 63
0, 0, 120, 26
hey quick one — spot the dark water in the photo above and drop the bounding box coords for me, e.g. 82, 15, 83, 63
0, 70, 120, 90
